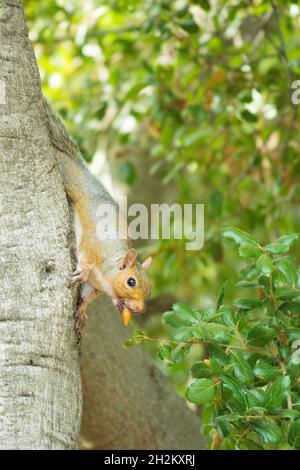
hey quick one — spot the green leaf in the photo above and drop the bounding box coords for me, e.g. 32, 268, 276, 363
291, 392, 300, 411
275, 233, 299, 248
215, 414, 241, 424
234, 298, 262, 309
208, 343, 229, 366
253, 360, 281, 382
287, 362, 300, 379
239, 439, 265, 450
273, 270, 288, 287
161, 125, 173, 147
265, 242, 290, 254
123, 81, 148, 101
171, 328, 193, 341
182, 129, 206, 147
239, 244, 262, 259
218, 305, 235, 327
209, 358, 223, 375
199, 0, 210, 11
265, 376, 291, 412
286, 327, 300, 342
163, 303, 197, 327
276, 259, 298, 286
276, 289, 300, 302
246, 389, 267, 408
123, 330, 145, 348
158, 344, 172, 361
173, 303, 197, 317
247, 325, 274, 347
246, 406, 267, 417
94, 101, 108, 120
193, 322, 232, 343
258, 275, 270, 292
210, 190, 224, 217
171, 344, 191, 364
281, 409, 299, 420
186, 379, 217, 405
288, 419, 300, 449
241, 110, 258, 123
191, 361, 213, 379
116, 161, 136, 185
230, 351, 254, 385
278, 301, 300, 314
216, 281, 228, 311
220, 375, 249, 407
251, 418, 281, 444
256, 254, 274, 275
241, 265, 260, 282
222, 227, 259, 246
194, 308, 215, 322
180, 19, 199, 34
201, 402, 215, 427
236, 280, 257, 288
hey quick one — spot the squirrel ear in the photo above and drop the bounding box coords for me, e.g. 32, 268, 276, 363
120, 249, 138, 269
142, 256, 152, 271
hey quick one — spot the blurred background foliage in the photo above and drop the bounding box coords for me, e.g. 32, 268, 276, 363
24, 0, 300, 393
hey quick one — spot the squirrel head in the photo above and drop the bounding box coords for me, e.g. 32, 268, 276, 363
111, 248, 152, 318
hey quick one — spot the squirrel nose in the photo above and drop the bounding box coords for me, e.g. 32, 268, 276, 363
132, 303, 146, 314
125, 300, 146, 314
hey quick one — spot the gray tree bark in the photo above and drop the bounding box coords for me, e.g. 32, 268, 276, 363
0, 0, 82, 449
80, 297, 206, 450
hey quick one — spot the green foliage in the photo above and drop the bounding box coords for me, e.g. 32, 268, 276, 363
125, 228, 300, 449
186, 378, 218, 405
24, 0, 300, 304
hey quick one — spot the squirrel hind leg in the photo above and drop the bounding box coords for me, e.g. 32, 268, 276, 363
75, 282, 99, 333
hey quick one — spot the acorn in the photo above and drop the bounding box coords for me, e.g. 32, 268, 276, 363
122, 307, 132, 327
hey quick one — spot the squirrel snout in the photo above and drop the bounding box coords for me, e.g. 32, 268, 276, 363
135, 305, 146, 314
127, 301, 146, 314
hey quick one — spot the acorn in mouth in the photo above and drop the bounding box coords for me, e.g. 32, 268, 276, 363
117, 299, 133, 327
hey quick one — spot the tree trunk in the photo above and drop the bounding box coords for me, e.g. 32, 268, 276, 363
80, 296, 206, 450
0, 0, 81, 449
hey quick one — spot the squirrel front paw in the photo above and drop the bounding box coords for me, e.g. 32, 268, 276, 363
71, 264, 90, 284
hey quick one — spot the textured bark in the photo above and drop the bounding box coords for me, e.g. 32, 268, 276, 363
80, 296, 206, 450
0, 0, 81, 449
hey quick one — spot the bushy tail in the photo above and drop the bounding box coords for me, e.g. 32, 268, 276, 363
44, 99, 81, 161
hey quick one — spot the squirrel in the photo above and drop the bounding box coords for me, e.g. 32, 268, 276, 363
44, 100, 152, 332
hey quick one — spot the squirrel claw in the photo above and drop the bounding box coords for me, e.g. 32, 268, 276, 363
74, 301, 87, 334
75, 316, 86, 334
71, 265, 89, 284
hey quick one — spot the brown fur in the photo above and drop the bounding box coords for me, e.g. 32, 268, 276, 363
111, 263, 151, 313
45, 103, 152, 330
74, 197, 102, 269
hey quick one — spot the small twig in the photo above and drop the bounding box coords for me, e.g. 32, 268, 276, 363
137, 334, 279, 358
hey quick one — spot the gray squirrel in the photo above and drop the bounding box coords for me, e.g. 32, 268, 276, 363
44, 101, 152, 332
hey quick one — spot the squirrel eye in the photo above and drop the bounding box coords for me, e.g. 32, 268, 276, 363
127, 277, 136, 287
